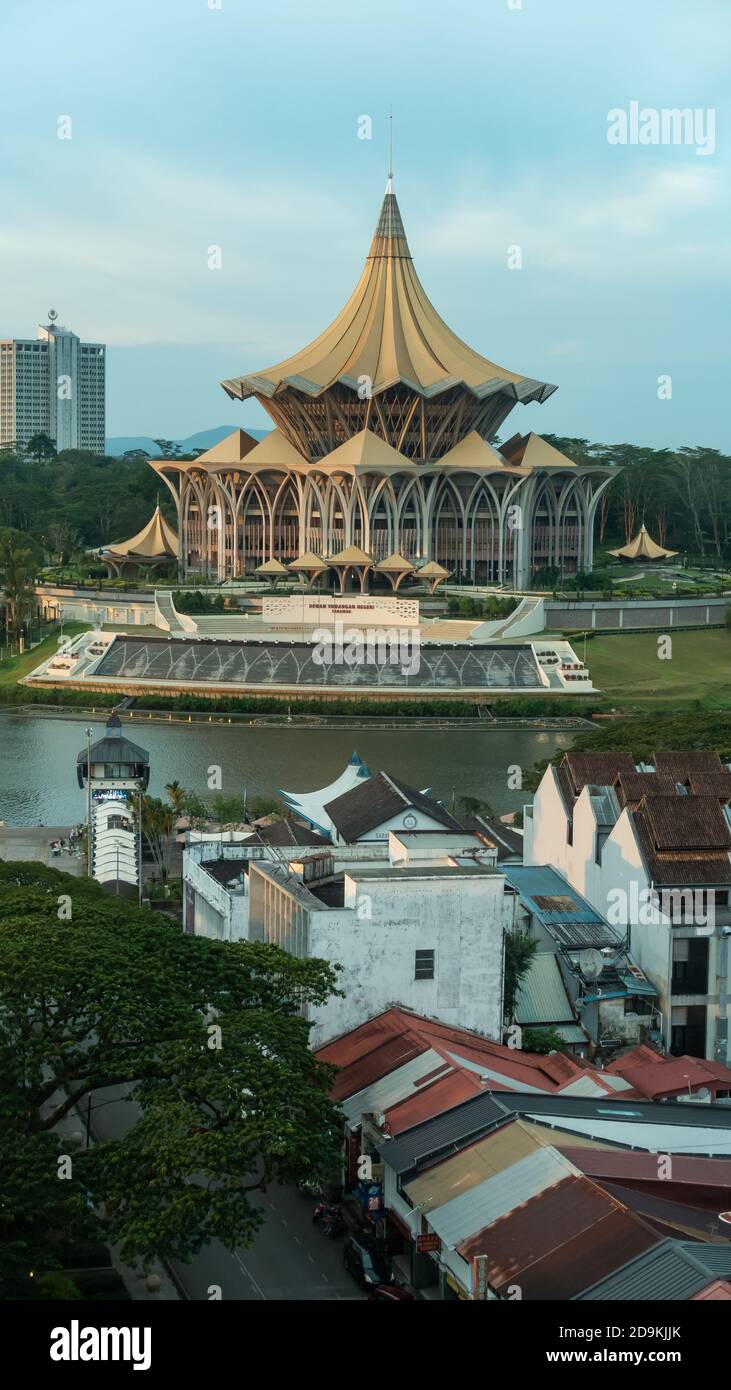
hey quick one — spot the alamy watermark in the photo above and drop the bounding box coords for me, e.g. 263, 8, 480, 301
311, 622, 421, 677
606, 883, 717, 935
607, 102, 716, 156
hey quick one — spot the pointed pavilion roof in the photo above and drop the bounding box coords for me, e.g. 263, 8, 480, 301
500, 432, 578, 470
103, 505, 178, 560
417, 560, 451, 577
608, 526, 678, 561
326, 544, 373, 566
222, 181, 557, 406
318, 428, 411, 474
255, 557, 289, 575
375, 552, 416, 573
191, 428, 261, 464
288, 551, 327, 572
440, 430, 523, 472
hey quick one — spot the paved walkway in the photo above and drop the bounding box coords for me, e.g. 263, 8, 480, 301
0, 825, 84, 873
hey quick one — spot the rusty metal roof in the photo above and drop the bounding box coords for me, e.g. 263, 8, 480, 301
458, 1173, 659, 1299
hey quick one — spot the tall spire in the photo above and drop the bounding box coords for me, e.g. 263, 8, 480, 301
369, 175, 410, 260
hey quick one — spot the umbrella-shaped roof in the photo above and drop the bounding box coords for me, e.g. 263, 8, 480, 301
608, 525, 678, 561
222, 180, 557, 407
103, 505, 178, 560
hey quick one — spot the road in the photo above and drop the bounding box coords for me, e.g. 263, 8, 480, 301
87, 1084, 365, 1302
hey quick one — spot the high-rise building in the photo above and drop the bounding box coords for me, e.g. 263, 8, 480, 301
0, 313, 105, 453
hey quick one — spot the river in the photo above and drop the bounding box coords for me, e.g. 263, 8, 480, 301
0, 714, 575, 826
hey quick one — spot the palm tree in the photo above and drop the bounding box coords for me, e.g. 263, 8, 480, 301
164, 780, 186, 816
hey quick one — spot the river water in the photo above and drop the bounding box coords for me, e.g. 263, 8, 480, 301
0, 714, 575, 826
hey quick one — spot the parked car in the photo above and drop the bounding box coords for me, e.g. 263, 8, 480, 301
343, 1236, 395, 1290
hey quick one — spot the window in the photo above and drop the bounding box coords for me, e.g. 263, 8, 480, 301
415, 949, 435, 981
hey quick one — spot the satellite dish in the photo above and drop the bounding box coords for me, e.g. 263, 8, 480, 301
580, 948, 605, 980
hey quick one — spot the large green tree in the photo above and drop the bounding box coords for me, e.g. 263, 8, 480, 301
0, 863, 342, 1290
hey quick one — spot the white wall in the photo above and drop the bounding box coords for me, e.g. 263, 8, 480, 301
306, 870, 508, 1046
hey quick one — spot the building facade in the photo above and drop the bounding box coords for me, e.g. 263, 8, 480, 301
0, 316, 105, 452
523, 750, 731, 1063
151, 182, 615, 589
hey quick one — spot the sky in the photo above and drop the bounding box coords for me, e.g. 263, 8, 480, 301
1, 0, 729, 448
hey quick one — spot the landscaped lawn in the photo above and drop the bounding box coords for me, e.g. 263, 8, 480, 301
0, 624, 89, 690
585, 628, 731, 710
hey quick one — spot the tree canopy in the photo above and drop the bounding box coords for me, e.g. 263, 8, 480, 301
0, 862, 342, 1293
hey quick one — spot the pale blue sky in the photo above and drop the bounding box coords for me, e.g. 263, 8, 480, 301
1, 0, 729, 447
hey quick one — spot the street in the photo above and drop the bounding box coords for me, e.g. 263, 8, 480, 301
86, 1084, 365, 1302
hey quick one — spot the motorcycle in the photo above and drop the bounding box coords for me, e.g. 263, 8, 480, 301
313, 1202, 346, 1238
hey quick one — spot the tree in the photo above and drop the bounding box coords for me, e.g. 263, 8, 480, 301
45, 520, 82, 565
25, 432, 57, 463
139, 794, 175, 883
0, 533, 36, 639
503, 930, 538, 1021
164, 779, 187, 817
0, 862, 342, 1281
521, 1027, 569, 1055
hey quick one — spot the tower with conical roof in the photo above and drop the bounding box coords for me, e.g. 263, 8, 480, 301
151, 179, 617, 587
222, 179, 557, 461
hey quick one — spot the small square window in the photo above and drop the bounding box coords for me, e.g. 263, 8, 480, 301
415, 949, 435, 981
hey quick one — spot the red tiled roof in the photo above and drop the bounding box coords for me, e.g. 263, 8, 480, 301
457, 1174, 659, 1300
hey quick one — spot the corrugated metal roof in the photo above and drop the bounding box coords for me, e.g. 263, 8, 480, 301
457, 1175, 659, 1299
503, 865, 620, 948
552, 1024, 589, 1045
341, 1049, 448, 1126
524, 1112, 731, 1155
379, 1093, 511, 1175
515, 953, 575, 1026
558, 1146, 731, 1187
557, 1075, 613, 1098
403, 1119, 548, 1214
425, 1145, 580, 1249
576, 1239, 731, 1301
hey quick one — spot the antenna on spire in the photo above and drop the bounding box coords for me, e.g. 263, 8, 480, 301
388, 108, 394, 181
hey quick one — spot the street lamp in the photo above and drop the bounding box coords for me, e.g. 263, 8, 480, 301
84, 727, 93, 877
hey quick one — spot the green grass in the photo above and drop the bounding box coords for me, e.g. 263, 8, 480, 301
0, 623, 89, 690
586, 628, 731, 710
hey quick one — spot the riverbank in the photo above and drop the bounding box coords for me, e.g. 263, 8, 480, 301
0, 701, 595, 732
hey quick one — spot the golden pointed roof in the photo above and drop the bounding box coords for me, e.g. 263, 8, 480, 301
192, 428, 260, 464
326, 545, 373, 566
222, 180, 557, 406
375, 552, 416, 572
608, 525, 678, 561
417, 560, 451, 577
104, 505, 178, 559
255, 557, 289, 574
500, 432, 577, 469
318, 428, 409, 474
288, 551, 327, 572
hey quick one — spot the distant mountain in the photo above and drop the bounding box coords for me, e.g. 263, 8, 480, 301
105, 426, 270, 458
